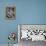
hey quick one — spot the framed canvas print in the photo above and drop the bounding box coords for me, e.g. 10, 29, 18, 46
18, 24, 46, 46
6, 6, 16, 20
18, 24, 46, 41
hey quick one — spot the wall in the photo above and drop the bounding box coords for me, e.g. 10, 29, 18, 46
0, 0, 46, 44
17, 0, 46, 24
0, 0, 18, 44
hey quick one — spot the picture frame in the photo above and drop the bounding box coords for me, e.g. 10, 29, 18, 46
6, 6, 16, 20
